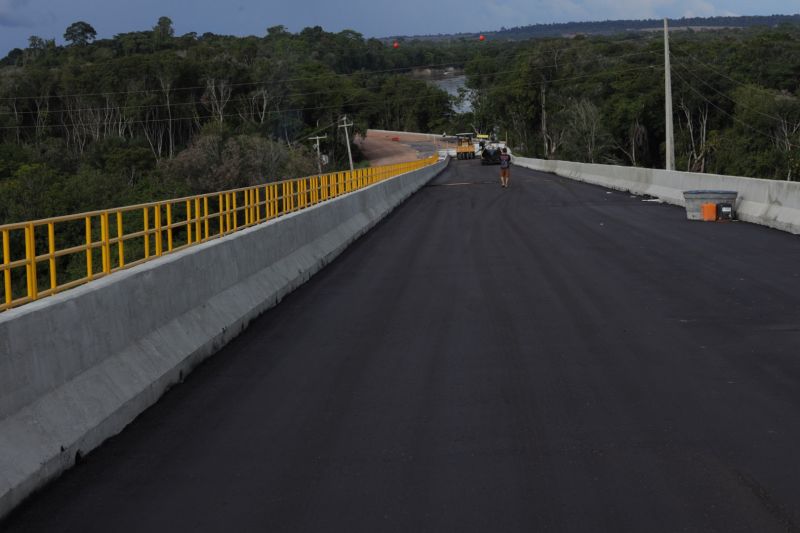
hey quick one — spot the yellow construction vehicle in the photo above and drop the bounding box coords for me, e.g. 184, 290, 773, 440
456, 133, 475, 160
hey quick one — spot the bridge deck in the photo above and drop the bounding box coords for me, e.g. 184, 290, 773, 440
5, 160, 800, 532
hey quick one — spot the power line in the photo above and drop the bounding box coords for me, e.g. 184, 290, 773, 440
0, 49, 658, 119
293, 121, 337, 144
0, 92, 444, 131
0, 64, 656, 132
670, 59, 786, 123
0, 47, 657, 105
670, 43, 796, 98
670, 68, 776, 141
0, 63, 447, 103
0, 82, 417, 117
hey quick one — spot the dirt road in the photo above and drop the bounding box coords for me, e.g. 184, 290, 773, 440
357, 130, 453, 166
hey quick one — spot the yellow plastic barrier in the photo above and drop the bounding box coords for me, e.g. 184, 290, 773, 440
0, 155, 438, 312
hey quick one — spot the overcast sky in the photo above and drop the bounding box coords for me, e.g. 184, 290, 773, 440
1, 0, 798, 56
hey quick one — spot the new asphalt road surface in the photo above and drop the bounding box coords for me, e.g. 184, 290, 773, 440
5, 160, 800, 532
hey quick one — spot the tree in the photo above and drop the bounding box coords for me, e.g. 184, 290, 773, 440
64, 21, 97, 46
565, 98, 610, 164
28, 36, 45, 50
732, 86, 800, 180
154, 17, 175, 39
267, 25, 288, 37
678, 100, 712, 173
153, 17, 175, 49
161, 133, 316, 192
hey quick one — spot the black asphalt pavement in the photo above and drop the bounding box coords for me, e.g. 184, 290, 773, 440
5, 160, 800, 532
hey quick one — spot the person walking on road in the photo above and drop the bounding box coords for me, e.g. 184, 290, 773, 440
499, 148, 511, 188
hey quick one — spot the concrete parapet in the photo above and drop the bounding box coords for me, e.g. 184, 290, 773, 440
0, 158, 448, 519
515, 157, 800, 235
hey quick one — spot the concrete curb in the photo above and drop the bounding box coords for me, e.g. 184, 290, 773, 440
515, 157, 800, 235
0, 158, 448, 520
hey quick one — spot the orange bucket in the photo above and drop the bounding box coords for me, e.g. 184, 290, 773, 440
701, 203, 717, 221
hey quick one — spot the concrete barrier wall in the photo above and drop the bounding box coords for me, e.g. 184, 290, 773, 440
515, 157, 800, 235
0, 159, 447, 519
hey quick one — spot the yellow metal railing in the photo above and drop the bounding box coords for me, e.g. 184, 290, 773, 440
0, 155, 438, 312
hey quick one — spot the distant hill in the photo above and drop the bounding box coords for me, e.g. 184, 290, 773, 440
389, 14, 800, 42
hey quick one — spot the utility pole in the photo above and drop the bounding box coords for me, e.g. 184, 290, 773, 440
339, 115, 355, 173
309, 134, 327, 174
664, 18, 676, 171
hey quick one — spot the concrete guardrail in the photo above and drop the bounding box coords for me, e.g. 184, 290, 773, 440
514, 157, 800, 235
0, 158, 448, 519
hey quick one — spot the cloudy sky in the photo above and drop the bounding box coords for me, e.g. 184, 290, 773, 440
1, 0, 797, 55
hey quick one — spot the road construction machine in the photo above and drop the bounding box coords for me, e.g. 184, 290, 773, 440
455, 133, 476, 160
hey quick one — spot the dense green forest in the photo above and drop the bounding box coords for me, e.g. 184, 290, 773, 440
0, 18, 465, 224
459, 24, 800, 178
1, 17, 800, 228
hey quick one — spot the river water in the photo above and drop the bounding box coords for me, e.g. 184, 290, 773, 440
412, 69, 472, 114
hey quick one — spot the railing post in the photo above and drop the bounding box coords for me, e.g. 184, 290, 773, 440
218, 194, 225, 235
117, 211, 125, 267
166, 204, 173, 252
154, 205, 162, 257
25, 224, 37, 300
225, 193, 231, 233
299, 181, 304, 209
48, 222, 56, 290
195, 198, 202, 241
204, 197, 210, 239
2, 229, 11, 306
232, 192, 238, 229
144, 207, 151, 258
85, 216, 93, 280
185, 201, 192, 245
101, 212, 111, 272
